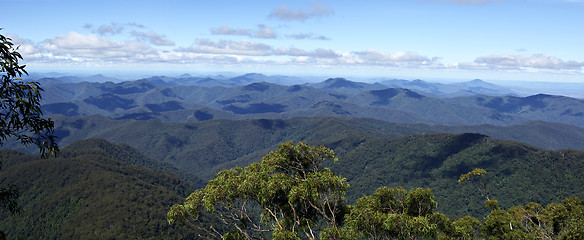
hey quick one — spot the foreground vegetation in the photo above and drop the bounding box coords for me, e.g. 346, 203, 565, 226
169, 141, 584, 239
0, 139, 202, 239
330, 132, 584, 217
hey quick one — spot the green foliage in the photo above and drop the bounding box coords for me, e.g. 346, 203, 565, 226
458, 168, 487, 182
341, 187, 443, 239
0, 29, 58, 157
0, 139, 201, 239
331, 133, 584, 217
455, 168, 584, 239
471, 197, 584, 239
168, 141, 348, 239
459, 168, 496, 209
0, 180, 19, 214
547, 197, 584, 239
451, 216, 482, 239
340, 184, 584, 240
482, 209, 526, 239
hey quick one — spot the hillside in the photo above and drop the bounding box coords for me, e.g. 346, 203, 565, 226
1, 125, 583, 233
5, 115, 584, 180
0, 139, 204, 239
326, 133, 584, 217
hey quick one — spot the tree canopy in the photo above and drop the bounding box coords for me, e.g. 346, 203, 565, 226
168, 141, 348, 239
170, 143, 584, 240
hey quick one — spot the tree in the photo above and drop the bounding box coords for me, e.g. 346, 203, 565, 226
0, 28, 58, 157
168, 141, 348, 239
459, 168, 499, 210
341, 186, 453, 240
458, 168, 584, 239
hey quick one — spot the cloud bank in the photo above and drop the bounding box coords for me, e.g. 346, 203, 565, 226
475, 54, 584, 70
10, 29, 583, 77
131, 31, 175, 46
211, 25, 329, 41
211, 25, 277, 39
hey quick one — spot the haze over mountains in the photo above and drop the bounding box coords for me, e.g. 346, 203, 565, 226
33, 73, 584, 129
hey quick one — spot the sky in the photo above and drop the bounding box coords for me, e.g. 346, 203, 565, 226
1, 0, 584, 82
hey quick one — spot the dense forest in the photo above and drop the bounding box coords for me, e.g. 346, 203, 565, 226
0, 139, 216, 239
1, 135, 583, 239
169, 141, 584, 239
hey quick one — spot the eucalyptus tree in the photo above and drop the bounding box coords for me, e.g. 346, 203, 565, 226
168, 141, 349, 239
0, 29, 58, 157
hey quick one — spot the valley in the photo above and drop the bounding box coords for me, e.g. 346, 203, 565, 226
2, 73, 584, 239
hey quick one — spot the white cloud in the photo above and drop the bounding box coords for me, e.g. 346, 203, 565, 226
127, 22, 146, 29
210, 25, 251, 36
84, 23, 172, 46
274, 47, 308, 56
210, 25, 330, 41
41, 31, 156, 60
353, 50, 432, 63
474, 54, 584, 70
44, 32, 120, 51
6, 34, 46, 61
210, 25, 276, 39
313, 48, 340, 58
16, 32, 439, 70
177, 39, 345, 63
84, 23, 125, 36
268, 2, 334, 21
178, 39, 273, 56
14, 29, 583, 78
255, 25, 276, 39
131, 31, 175, 46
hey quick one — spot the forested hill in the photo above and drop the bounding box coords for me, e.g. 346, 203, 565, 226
44, 114, 584, 152
1, 116, 581, 184
2, 134, 583, 238
327, 132, 584, 217
3, 115, 584, 218
0, 139, 203, 239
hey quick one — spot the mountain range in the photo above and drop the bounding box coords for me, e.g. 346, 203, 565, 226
1, 72, 584, 238
35, 74, 584, 128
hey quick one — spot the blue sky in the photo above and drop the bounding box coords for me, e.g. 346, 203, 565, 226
1, 0, 584, 82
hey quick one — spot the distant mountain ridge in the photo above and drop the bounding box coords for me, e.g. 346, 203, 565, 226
379, 78, 517, 97
30, 72, 584, 97
36, 75, 584, 128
